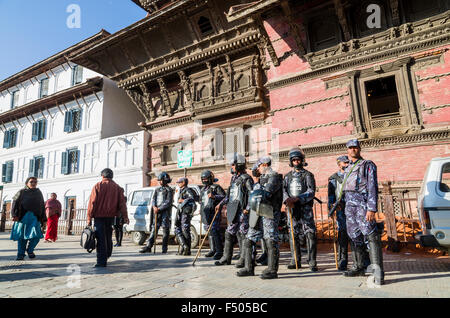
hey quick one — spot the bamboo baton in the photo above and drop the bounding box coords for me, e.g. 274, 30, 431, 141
153, 208, 157, 254
287, 206, 299, 270
192, 204, 221, 266
331, 215, 338, 269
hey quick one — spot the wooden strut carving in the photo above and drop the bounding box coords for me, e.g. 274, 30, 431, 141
280, 0, 306, 56
140, 84, 156, 121
126, 89, 151, 122
157, 78, 172, 117
178, 71, 194, 112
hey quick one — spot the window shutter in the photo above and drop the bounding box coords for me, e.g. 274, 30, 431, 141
6, 161, 13, 183
61, 151, 69, 175
10, 128, 17, 148
39, 120, 47, 140
77, 110, 83, 132
76, 66, 83, 84
75, 150, 80, 173
2, 164, 6, 183
32, 122, 38, 141
40, 78, 49, 98
64, 111, 73, 132
38, 157, 45, 178
3, 130, 10, 149
29, 158, 35, 177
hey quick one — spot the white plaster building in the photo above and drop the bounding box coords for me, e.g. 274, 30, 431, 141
0, 31, 149, 216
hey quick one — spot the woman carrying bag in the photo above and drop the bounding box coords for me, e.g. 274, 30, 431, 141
10, 177, 47, 260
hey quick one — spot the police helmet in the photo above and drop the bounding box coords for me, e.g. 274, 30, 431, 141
201, 170, 213, 185
289, 148, 307, 167
157, 172, 171, 184
229, 153, 246, 171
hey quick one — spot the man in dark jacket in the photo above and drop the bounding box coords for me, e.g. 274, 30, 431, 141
87, 168, 129, 267
174, 177, 197, 256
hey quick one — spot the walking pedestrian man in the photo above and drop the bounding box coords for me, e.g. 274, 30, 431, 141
215, 153, 254, 267
174, 177, 197, 256
140, 172, 174, 253
341, 139, 384, 285
200, 170, 226, 260
237, 156, 283, 279
283, 148, 318, 272
87, 168, 129, 267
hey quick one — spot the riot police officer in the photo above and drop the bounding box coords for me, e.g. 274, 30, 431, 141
237, 156, 283, 279
328, 156, 350, 270
251, 162, 268, 266
139, 172, 173, 254
342, 139, 384, 285
283, 148, 318, 272
175, 177, 197, 256
200, 170, 226, 260
215, 153, 254, 267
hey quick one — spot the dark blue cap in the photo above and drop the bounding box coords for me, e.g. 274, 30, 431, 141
257, 156, 271, 166
346, 139, 361, 148
337, 155, 350, 163
176, 177, 188, 184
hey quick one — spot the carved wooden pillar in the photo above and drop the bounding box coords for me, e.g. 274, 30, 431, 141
157, 78, 172, 117
333, 0, 351, 41
225, 55, 234, 93
394, 57, 422, 133
382, 181, 401, 252
206, 62, 215, 99
346, 70, 366, 138
140, 84, 156, 121
178, 71, 194, 112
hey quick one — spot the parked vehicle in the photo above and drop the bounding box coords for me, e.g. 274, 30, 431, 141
124, 185, 204, 248
417, 156, 450, 253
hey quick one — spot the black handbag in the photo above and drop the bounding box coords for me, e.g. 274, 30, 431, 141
80, 226, 96, 253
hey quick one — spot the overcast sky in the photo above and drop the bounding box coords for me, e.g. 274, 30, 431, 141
0, 0, 146, 81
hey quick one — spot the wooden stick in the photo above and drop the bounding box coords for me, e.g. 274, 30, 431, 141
153, 209, 157, 254
287, 206, 299, 270
331, 216, 338, 270
192, 205, 221, 266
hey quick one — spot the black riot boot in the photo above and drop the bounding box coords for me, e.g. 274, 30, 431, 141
343, 240, 366, 277
235, 233, 246, 268
176, 233, 188, 256
232, 235, 240, 260
337, 230, 349, 271
287, 235, 301, 269
205, 235, 216, 257
261, 239, 279, 279
236, 239, 256, 277
367, 231, 385, 285
139, 235, 154, 253
184, 234, 191, 256
213, 232, 223, 260
306, 232, 318, 272
256, 239, 268, 266
162, 228, 170, 254
215, 232, 234, 265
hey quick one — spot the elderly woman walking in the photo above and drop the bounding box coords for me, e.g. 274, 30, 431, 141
10, 177, 46, 260
44, 193, 62, 242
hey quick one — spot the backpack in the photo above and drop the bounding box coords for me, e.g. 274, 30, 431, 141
80, 226, 96, 253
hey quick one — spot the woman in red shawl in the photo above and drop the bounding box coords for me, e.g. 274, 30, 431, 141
44, 193, 62, 242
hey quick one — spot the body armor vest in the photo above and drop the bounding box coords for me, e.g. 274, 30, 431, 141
343, 160, 368, 193
288, 173, 307, 198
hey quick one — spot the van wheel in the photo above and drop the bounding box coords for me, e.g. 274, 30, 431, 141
190, 226, 199, 248
132, 231, 148, 245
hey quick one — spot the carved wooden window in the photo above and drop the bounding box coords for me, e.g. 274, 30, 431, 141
402, 0, 449, 22
213, 126, 252, 161
198, 16, 214, 36
308, 16, 342, 52
217, 80, 229, 95
197, 85, 209, 100
236, 74, 249, 90
351, 0, 390, 38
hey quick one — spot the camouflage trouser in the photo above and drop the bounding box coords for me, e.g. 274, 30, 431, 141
226, 210, 249, 236
290, 205, 316, 235
175, 211, 193, 239
344, 193, 377, 246
203, 210, 221, 237
336, 208, 347, 232
247, 210, 281, 243
150, 209, 171, 236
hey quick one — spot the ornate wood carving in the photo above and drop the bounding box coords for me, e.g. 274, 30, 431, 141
254, 15, 280, 67
280, 0, 306, 56
126, 89, 152, 122
333, 0, 351, 41
390, 0, 400, 26
140, 83, 156, 121
178, 70, 194, 112
157, 78, 172, 117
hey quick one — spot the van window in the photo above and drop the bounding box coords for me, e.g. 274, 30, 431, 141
131, 190, 154, 206
440, 163, 450, 192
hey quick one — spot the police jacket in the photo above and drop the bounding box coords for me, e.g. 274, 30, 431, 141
258, 169, 283, 212
342, 158, 378, 212
328, 171, 345, 211
200, 184, 226, 211
178, 186, 197, 212
283, 169, 316, 208
221, 172, 254, 210
151, 185, 173, 212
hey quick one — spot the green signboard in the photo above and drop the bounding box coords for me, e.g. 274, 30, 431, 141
177, 150, 193, 169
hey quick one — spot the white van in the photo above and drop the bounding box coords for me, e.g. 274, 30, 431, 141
417, 157, 450, 252
124, 185, 203, 248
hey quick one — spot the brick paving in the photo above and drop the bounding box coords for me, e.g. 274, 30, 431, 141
0, 233, 449, 298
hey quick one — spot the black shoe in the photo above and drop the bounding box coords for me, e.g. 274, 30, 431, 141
16, 255, 25, 261
114, 243, 121, 247
213, 253, 223, 260
260, 239, 279, 280
309, 265, 318, 272
94, 264, 107, 268
343, 268, 365, 277
287, 262, 301, 269
139, 246, 152, 253
236, 239, 255, 277
236, 268, 254, 277
205, 250, 215, 257
260, 271, 278, 279
28, 252, 36, 259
